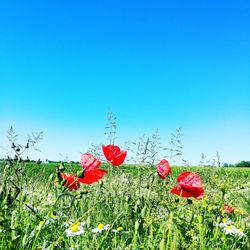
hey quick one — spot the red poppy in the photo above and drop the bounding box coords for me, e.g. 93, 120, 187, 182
81, 153, 101, 170
223, 204, 234, 213
170, 172, 204, 200
157, 159, 171, 179
78, 153, 107, 184
60, 173, 80, 191
102, 144, 127, 166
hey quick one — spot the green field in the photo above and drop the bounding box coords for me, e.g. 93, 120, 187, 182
0, 162, 249, 249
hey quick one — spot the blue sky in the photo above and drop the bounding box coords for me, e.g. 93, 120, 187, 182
0, 1, 249, 164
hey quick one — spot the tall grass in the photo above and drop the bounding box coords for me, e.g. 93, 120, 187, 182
0, 162, 249, 249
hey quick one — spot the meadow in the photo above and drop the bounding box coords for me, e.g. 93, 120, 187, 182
0, 160, 249, 250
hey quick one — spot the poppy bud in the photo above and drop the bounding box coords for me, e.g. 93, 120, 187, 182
25, 141, 29, 149
11, 143, 16, 149
16, 147, 21, 152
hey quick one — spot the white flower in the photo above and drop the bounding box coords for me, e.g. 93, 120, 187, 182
213, 218, 232, 228
223, 226, 246, 237
223, 225, 236, 234
64, 220, 74, 227
65, 221, 86, 237
92, 224, 110, 233
111, 227, 129, 234
214, 218, 246, 237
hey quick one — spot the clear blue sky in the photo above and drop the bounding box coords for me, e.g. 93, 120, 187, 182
0, 1, 249, 164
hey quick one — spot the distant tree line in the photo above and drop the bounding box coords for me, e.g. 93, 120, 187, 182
0, 158, 249, 167
223, 161, 250, 168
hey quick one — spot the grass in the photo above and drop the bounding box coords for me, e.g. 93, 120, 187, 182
0, 162, 250, 249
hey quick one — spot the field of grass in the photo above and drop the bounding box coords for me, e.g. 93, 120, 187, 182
0, 161, 249, 249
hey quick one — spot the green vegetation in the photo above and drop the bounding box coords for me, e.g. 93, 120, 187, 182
0, 162, 249, 250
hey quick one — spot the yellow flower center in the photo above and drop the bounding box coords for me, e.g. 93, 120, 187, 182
117, 227, 123, 231
97, 223, 105, 229
226, 225, 232, 230
222, 218, 227, 223
71, 222, 81, 232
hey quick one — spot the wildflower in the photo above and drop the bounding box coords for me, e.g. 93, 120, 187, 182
102, 144, 127, 166
92, 223, 110, 233
223, 225, 246, 237
78, 153, 107, 184
64, 220, 74, 227
81, 153, 102, 170
65, 221, 86, 237
111, 226, 129, 233
214, 218, 232, 227
170, 172, 204, 200
60, 173, 80, 191
223, 204, 234, 213
117, 227, 123, 231
157, 159, 171, 179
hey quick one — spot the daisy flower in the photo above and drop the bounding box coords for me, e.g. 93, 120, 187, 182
111, 226, 129, 234
65, 221, 86, 237
92, 223, 110, 233
223, 225, 246, 237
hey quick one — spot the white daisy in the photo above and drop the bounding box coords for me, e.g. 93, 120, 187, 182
111, 226, 129, 234
92, 223, 110, 233
213, 218, 232, 228
65, 221, 86, 237
223, 226, 246, 237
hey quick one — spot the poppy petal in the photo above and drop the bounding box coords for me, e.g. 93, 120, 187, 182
60, 173, 80, 191
81, 153, 101, 170
177, 172, 193, 182
170, 186, 193, 198
111, 151, 127, 166
157, 159, 171, 179
170, 172, 204, 200
78, 169, 107, 184
102, 144, 120, 161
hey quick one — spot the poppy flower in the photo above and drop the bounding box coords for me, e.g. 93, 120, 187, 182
157, 159, 171, 179
223, 204, 234, 213
60, 173, 80, 191
78, 153, 107, 184
170, 172, 204, 200
102, 144, 127, 166
81, 153, 101, 170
